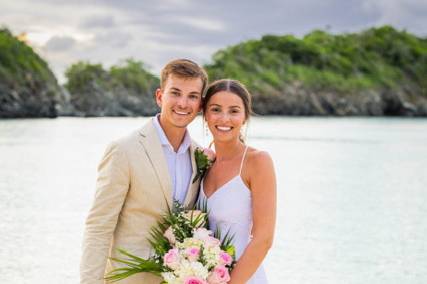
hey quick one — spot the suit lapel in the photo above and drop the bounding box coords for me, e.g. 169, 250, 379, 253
184, 142, 200, 208
138, 119, 173, 208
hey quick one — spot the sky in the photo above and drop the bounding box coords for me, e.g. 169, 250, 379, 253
1, 0, 426, 82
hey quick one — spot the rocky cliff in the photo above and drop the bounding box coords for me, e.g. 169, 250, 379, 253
206, 26, 427, 116
0, 28, 61, 118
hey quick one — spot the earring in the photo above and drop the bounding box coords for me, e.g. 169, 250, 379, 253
242, 122, 248, 143
204, 122, 214, 149
202, 120, 209, 146
204, 121, 209, 138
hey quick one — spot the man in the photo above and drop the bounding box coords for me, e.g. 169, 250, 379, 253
80, 59, 208, 284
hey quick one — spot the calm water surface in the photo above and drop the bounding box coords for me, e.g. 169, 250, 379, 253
0, 117, 426, 283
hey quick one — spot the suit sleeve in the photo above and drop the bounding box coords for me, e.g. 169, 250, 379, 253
80, 142, 130, 284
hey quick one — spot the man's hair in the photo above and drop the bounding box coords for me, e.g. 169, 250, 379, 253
160, 59, 208, 96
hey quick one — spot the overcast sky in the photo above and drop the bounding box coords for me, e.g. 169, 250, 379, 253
1, 0, 426, 82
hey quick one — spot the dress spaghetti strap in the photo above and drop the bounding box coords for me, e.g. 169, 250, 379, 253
239, 146, 249, 176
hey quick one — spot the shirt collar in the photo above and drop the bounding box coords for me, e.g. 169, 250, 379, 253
153, 113, 192, 154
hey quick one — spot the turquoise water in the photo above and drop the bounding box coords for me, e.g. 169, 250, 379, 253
0, 117, 426, 283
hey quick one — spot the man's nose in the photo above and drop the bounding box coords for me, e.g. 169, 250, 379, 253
177, 96, 188, 108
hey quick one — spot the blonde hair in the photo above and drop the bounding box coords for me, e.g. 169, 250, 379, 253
160, 59, 208, 95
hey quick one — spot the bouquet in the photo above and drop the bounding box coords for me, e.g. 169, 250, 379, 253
105, 202, 236, 284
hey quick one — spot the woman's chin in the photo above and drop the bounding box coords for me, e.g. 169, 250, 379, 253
212, 134, 239, 144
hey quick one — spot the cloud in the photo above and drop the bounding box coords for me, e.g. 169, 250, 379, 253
93, 31, 132, 48
1, 0, 426, 83
44, 35, 76, 52
79, 14, 116, 29
361, 0, 427, 32
172, 17, 226, 32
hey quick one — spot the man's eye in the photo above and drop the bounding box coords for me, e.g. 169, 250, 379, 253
189, 95, 199, 100
171, 92, 180, 96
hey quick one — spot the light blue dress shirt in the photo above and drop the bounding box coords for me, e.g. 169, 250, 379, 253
152, 114, 193, 204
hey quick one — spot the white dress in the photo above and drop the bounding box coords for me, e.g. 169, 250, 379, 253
198, 146, 268, 284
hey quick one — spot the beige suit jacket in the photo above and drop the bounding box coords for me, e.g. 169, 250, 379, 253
80, 118, 200, 284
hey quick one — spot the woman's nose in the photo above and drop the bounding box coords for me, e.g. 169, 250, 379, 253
218, 111, 231, 121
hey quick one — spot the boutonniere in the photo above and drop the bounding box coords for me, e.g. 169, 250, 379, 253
192, 147, 215, 183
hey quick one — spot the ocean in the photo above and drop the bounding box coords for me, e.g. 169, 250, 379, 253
1, 116, 426, 283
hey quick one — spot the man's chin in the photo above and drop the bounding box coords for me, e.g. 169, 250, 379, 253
173, 123, 189, 129
173, 117, 196, 127
171, 119, 192, 128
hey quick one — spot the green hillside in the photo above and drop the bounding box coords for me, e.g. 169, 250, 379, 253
205, 26, 427, 115
64, 59, 160, 116
0, 28, 60, 118
2, 25, 427, 117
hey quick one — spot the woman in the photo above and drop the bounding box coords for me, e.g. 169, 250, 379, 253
199, 79, 277, 284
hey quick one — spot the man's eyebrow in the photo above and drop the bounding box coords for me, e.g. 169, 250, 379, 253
170, 88, 200, 95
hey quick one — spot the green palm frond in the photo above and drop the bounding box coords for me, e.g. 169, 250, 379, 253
185, 209, 208, 229
148, 224, 171, 256
221, 230, 235, 250
105, 249, 164, 282
196, 199, 210, 228
213, 227, 236, 257
196, 198, 209, 212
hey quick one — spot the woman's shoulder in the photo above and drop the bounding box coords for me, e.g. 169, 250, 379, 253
245, 147, 274, 172
243, 146, 276, 192
246, 146, 272, 161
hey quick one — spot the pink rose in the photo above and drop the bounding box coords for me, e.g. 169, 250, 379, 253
207, 265, 230, 284
202, 148, 216, 162
163, 248, 180, 270
219, 251, 232, 266
184, 276, 208, 284
185, 246, 201, 261
163, 226, 176, 244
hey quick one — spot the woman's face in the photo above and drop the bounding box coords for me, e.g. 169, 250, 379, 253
204, 91, 246, 143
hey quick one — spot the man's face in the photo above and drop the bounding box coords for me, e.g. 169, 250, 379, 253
156, 74, 203, 130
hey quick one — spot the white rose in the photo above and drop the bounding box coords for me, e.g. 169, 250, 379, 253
193, 228, 212, 241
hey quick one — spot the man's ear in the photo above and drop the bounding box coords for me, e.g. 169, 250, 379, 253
155, 88, 163, 108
